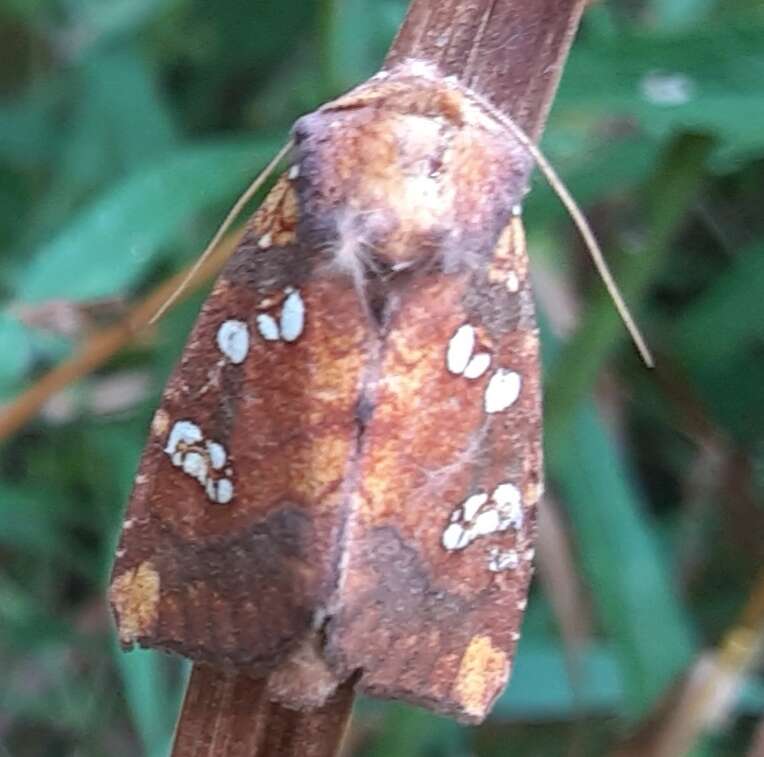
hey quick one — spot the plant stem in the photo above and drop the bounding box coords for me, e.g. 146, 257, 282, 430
386, 0, 587, 138
171, 667, 355, 757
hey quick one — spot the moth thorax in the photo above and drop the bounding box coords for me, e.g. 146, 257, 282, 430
293, 98, 528, 276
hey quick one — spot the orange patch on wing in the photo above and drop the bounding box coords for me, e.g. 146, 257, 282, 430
452, 634, 509, 719
110, 561, 160, 644
249, 177, 298, 247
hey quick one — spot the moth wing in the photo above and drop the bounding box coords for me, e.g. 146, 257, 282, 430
109, 179, 369, 675
327, 218, 542, 723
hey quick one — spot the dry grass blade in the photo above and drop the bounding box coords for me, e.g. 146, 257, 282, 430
0, 230, 241, 441
149, 141, 292, 324
614, 571, 764, 757
536, 496, 593, 652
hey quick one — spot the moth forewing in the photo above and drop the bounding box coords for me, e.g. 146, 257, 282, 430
110, 61, 541, 723
325, 215, 541, 722
110, 178, 369, 691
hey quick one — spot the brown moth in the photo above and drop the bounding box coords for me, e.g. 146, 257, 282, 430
109, 61, 541, 723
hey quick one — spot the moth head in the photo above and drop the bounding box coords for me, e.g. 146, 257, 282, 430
291, 68, 530, 278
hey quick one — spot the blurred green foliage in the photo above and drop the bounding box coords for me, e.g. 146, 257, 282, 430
1, 1, 763, 755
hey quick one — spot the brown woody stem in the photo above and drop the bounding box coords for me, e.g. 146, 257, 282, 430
171, 667, 355, 757
386, 0, 587, 139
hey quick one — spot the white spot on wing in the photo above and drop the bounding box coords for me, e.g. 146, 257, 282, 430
447, 324, 475, 375
216, 320, 249, 364
441, 482, 525, 555
151, 408, 170, 436
484, 369, 522, 413
257, 313, 280, 341
462, 492, 488, 521
258, 232, 273, 249
206, 441, 226, 470
165, 420, 202, 456
214, 478, 234, 504
473, 509, 500, 537
447, 324, 492, 380
442, 523, 469, 551
404, 60, 439, 79
288, 164, 300, 180
280, 288, 305, 342
463, 352, 491, 379
164, 420, 234, 505
182, 451, 208, 485
493, 482, 523, 531
256, 288, 306, 344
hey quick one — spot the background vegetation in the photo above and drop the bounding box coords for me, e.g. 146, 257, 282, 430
1, 0, 763, 755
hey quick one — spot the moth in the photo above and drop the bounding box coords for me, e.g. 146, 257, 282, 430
108, 60, 552, 723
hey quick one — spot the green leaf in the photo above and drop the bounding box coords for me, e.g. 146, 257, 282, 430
548, 401, 696, 718
527, 134, 660, 230
54, 45, 177, 187
0, 82, 62, 169
646, 0, 717, 30
113, 645, 188, 757
559, 25, 764, 163
59, 0, 170, 57
0, 483, 72, 558
0, 315, 33, 397
360, 699, 465, 757
16, 139, 281, 303
669, 242, 764, 443
320, 0, 398, 93
544, 133, 714, 434
674, 241, 764, 364
496, 642, 624, 719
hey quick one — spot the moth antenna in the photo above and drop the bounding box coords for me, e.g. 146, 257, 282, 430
479, 99, 654, 367
149, 140, 293, 324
